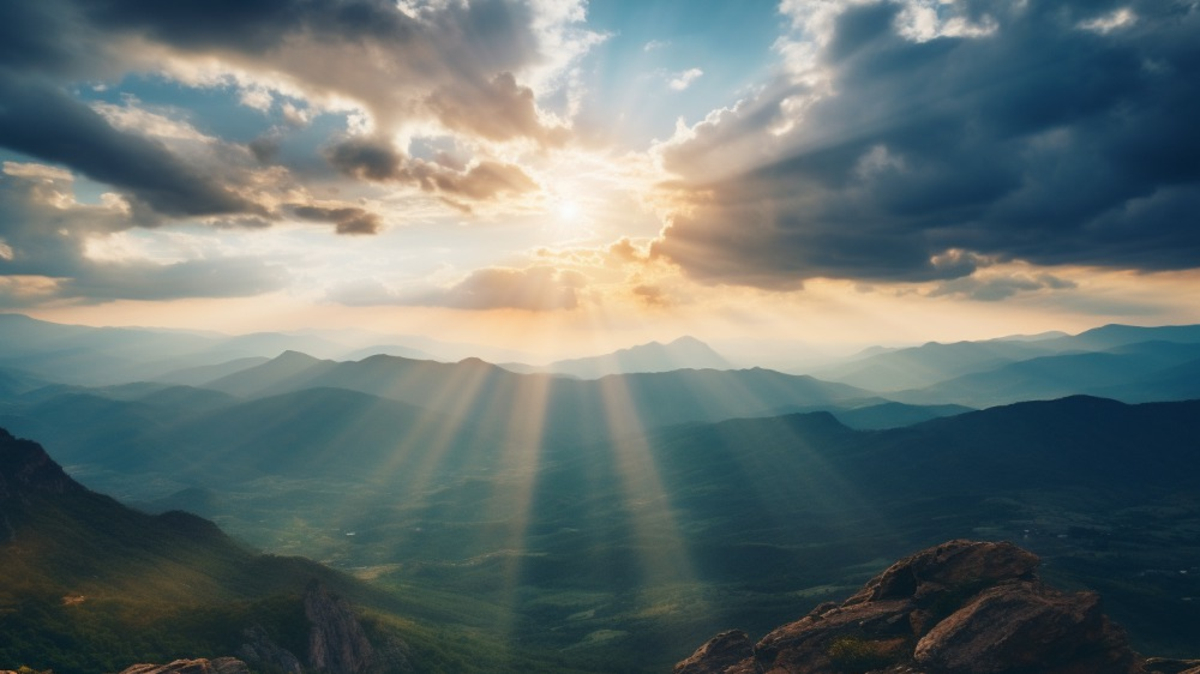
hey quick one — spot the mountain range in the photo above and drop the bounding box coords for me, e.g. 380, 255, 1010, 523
0, 313, 741, 387
4, 315, 1200, 672
6, 393, 1198, 669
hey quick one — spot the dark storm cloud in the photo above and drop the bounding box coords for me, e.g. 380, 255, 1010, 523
69, 0, 556, 139
0, 0, 563, 221
654, 0, 1200, 288
0, 76, 259, 218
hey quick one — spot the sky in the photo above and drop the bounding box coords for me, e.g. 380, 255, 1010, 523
1, 0, 1198, 360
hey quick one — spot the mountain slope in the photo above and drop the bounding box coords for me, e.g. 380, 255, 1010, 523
0, 429, 609, 674
0, 428, 373, 674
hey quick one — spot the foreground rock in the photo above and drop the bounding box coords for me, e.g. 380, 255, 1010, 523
676, 540, 1190, 674
119, 658, 249, 674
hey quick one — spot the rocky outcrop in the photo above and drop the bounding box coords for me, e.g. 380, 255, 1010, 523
675, 631, 755, 674
304, 581, 377, 674
119, 658, 249, 674
236, 583, 412, 674
237, 625, 304, 674
675, 540, 1166, 674
1145, 659, 1200, 674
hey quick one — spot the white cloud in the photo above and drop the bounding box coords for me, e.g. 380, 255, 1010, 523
1078, 8, 1137, 34
669, 68, 705, 92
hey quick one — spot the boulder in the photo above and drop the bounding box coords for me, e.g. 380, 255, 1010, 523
675, 539, 1159, 674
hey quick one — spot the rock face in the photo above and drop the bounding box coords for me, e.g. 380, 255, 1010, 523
119, 658, 249, 674
304, 581, 377, 674
676, 540, 1157, 674
237, 625, 304, 674
675, 631, 756, 674
236, 583, 413, 674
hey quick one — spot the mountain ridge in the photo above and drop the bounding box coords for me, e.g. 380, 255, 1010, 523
500, 336, 732, 378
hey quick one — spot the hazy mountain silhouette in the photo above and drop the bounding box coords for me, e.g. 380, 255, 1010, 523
203, 351, 869, 443
341, 343, 438, 362
0, 314, 352, 385
500, 336, 732, 378
895, 340, 1200, 406
152, 356, 271, 386
1039, 322, 1200, 351
761, 400, 973, 430
816, 323, 1200, 393
830, 401, 973, 429
0, 365, 50, 400
815, 340, 1052, 391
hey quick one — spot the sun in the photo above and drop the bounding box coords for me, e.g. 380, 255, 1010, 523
557, 199, 582, 223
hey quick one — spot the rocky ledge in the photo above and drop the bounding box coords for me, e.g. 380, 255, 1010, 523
675, 540, 1200, 674
119, 658, 249, 674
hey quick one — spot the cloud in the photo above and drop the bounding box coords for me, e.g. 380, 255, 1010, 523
21, 0, 588, 142
669, 68, 704, 91
324, 136, 407, 182
329, 265, 586, 311
325, 135, 539, 201
652, 0, 1200, 288
928, 271, 1078, 302
426, 72, 569, 145
59, 257, 288, 303
423, 160, 539, 201
0, 75, 258, 218
290, 205, 382, 235
0, 0, 594, 225
632, 283, 668, 306
0, 162, 286, 305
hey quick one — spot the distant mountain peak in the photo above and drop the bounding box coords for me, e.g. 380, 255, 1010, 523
274, 349, 323, 363
536, 335, 731, 378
